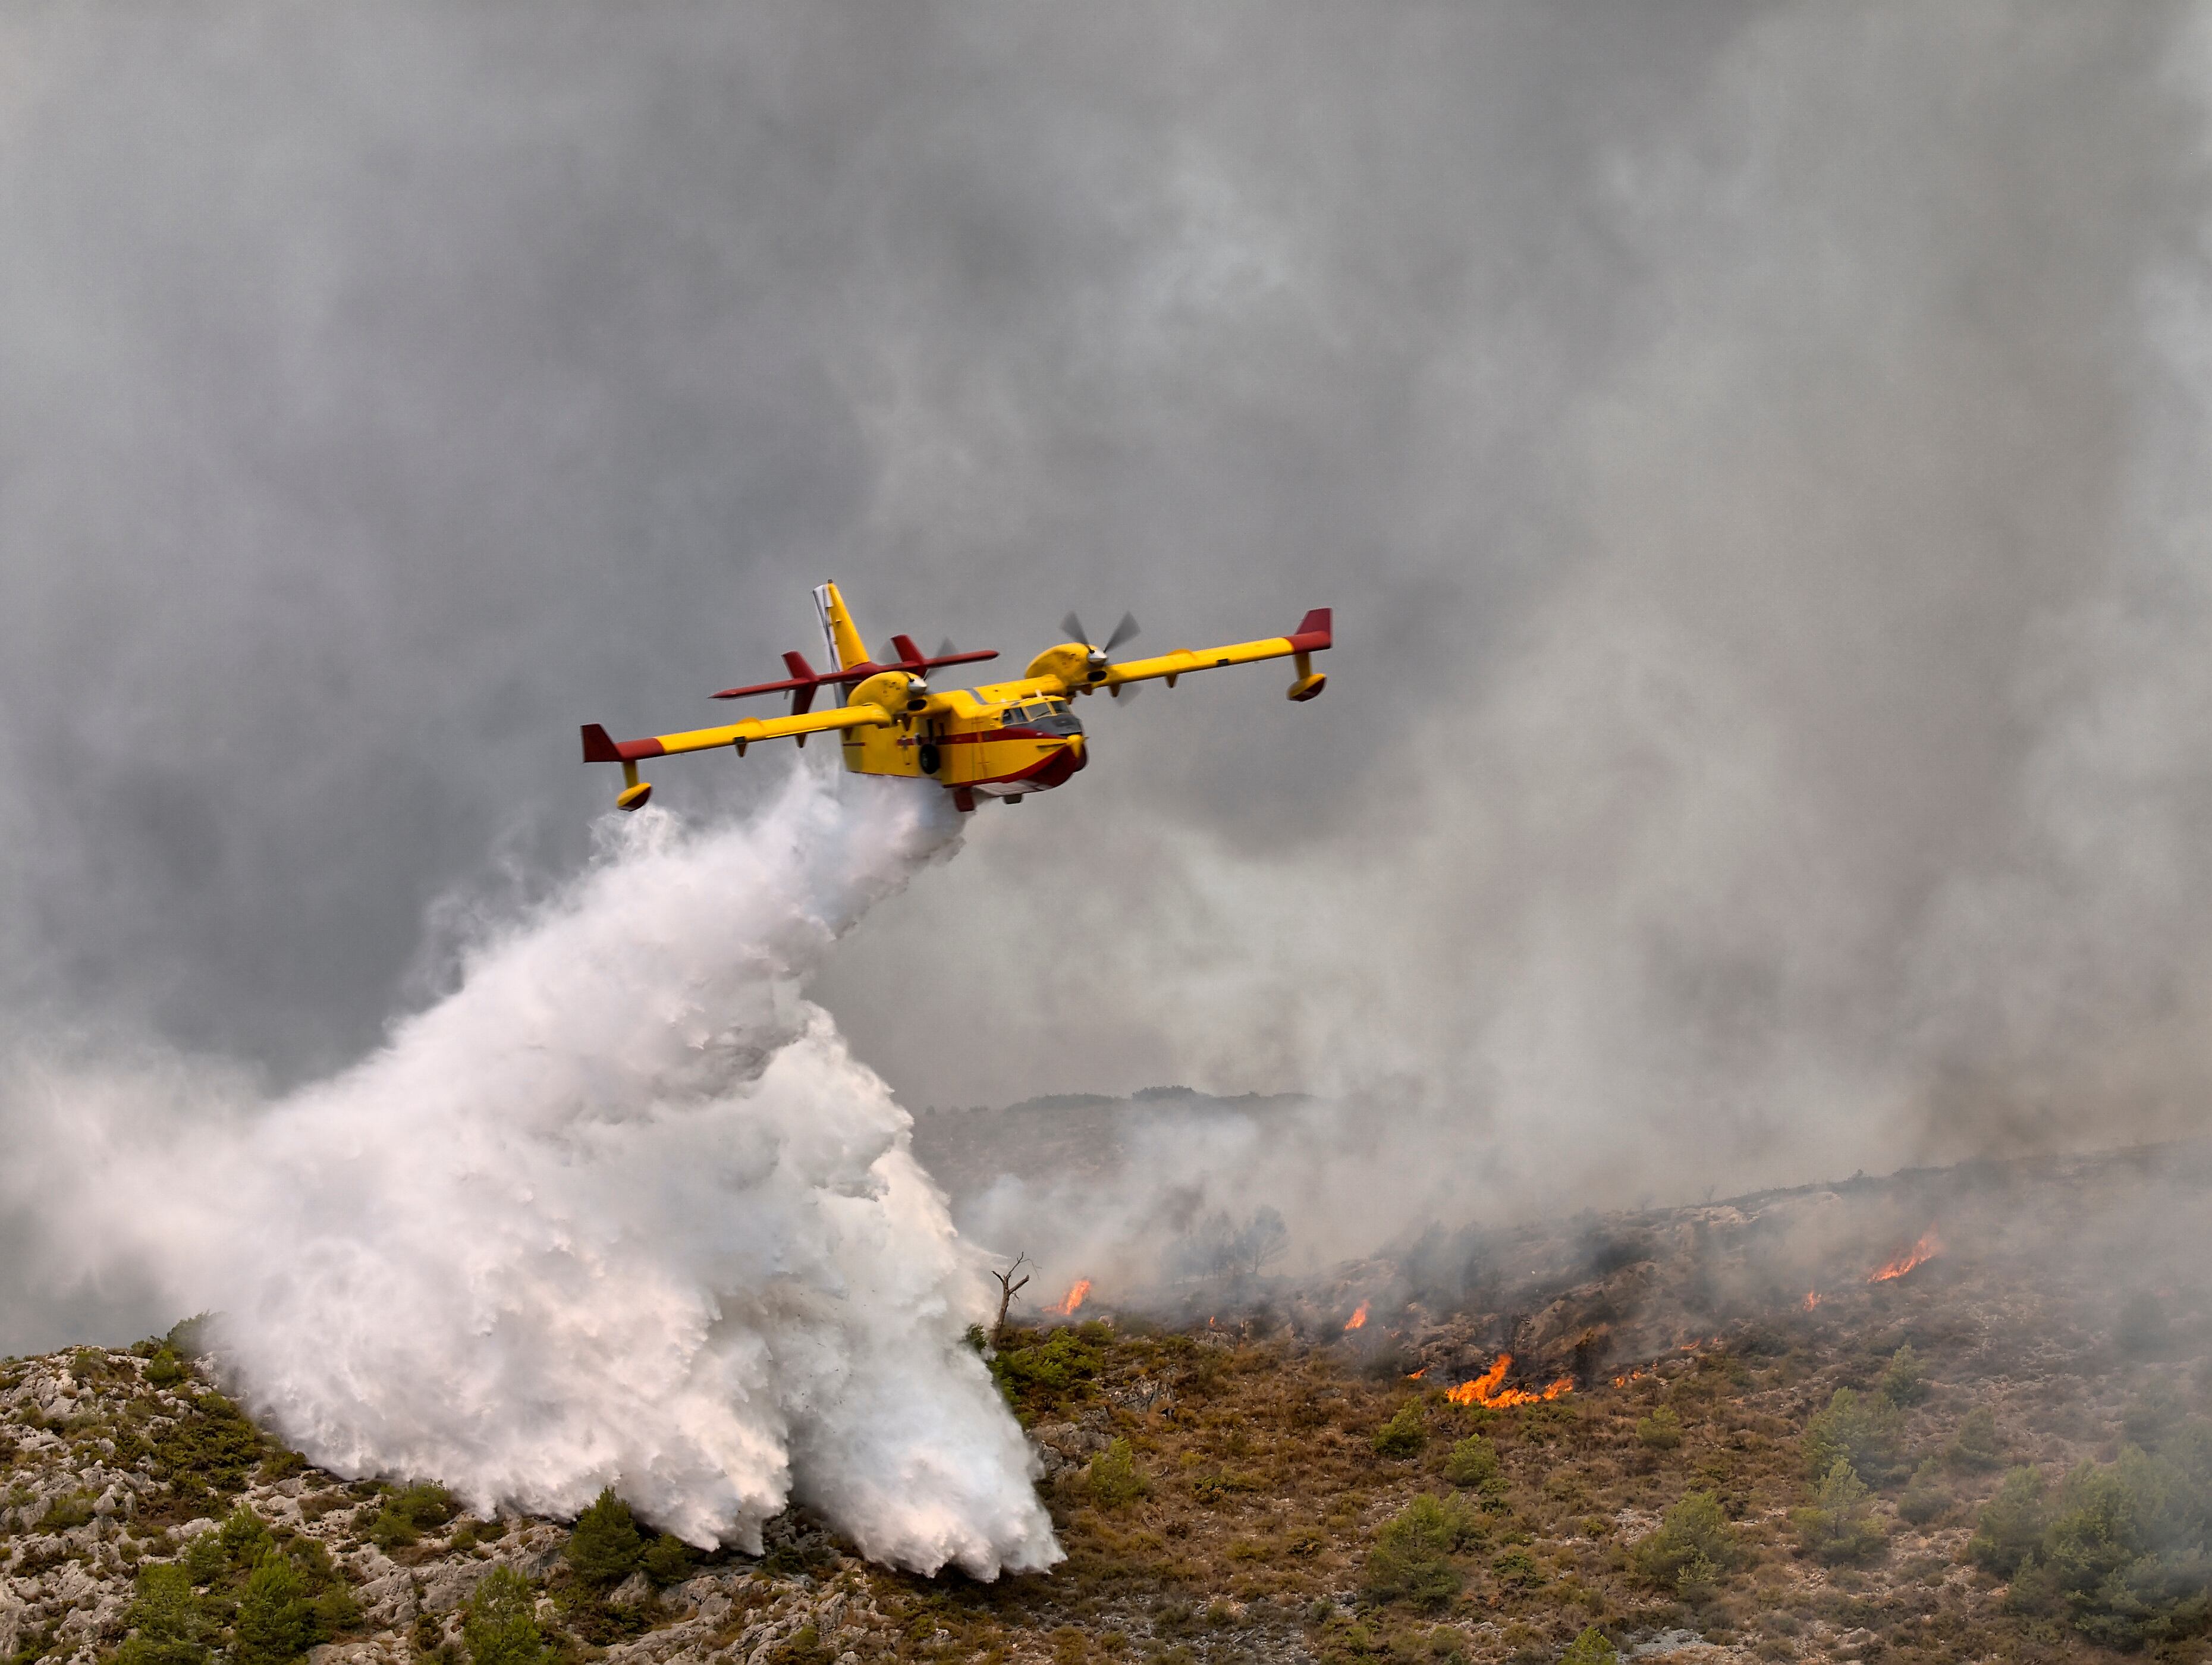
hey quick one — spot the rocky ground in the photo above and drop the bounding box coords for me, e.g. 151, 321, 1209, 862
4, 1141, 2209, 1665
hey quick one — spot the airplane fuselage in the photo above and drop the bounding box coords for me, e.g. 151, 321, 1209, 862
840, 687, 1087, 801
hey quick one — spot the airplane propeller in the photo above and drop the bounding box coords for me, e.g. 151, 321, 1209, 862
904, 638, 960, 699
1062, 611, 1142, 699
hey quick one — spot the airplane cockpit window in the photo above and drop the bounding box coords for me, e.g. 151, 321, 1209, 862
1000, 700, 1083, 734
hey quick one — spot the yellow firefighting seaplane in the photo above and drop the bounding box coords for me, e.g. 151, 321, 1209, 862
582, 583, 1332, 812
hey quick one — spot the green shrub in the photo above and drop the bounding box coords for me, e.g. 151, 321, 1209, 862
1559, 1626, 1617, 1665
463, 1566, 546, 1665
143, 1349, 186, 1389
218, 1504, 274, 1566
1630, 1491, 1740, 1598
369, 1484, 458, 1551
1879, 1344, 1928, 1406
1965, 1466, 2047, 1576
1443, 1434, 1507, 1504
1086, 1438, 1149, 1509
164, 1316, 214, 1362
1792, 1459, 1887, 1563
1372, 1400, 1426, 1458
1491, 1545, 1542, 1589
987, 1325, 1108, 1412
639, 1534, 696, 1587
1946, 1406, 2002, 1472
115, 1563, 211, 1665
565, 1488, 646, 1586
1362, 1494, 1479, 1608
39, 1491, 95, 1532
1635, 1407, 1683, 1451
2003, 1437, 2212, 1648
1803, 1388, 1903, 1485
181, 1531, 227, 1587
1897, 1458, 1950, 1525
150, 1393, 266, 1511
232, 1555, 318, 1665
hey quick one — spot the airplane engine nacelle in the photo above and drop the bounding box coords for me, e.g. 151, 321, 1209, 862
849, 670, 925, 714
1023, 643, 1098, 686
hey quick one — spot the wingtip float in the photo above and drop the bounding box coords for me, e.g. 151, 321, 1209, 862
580, 582, 1333, 813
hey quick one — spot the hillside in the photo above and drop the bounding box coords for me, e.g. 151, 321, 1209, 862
3, 1142, 2208, 1665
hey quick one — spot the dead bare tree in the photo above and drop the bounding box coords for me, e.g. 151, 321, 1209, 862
990, 1253, 1032, 1343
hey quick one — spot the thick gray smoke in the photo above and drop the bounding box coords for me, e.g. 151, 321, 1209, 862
0, 766, 1058, 1577
7, 7, 2212, 1343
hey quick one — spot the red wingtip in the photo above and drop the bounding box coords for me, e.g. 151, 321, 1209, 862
581, 723, 622, 764
1290, 607, 1332, 651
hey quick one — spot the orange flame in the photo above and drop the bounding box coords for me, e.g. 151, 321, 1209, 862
1344, 1301, 1369, 1331
1406, 1367, 1427, 1380
1867, 1226, 1944, 1283
1610, 1368, 1647, 1388
1446, 1352, 1575, 1409
1052, 1279, 1092, 1317
1803, 1289, 1821, 1311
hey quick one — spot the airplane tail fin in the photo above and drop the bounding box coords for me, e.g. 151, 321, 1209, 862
812, 582, 871, 671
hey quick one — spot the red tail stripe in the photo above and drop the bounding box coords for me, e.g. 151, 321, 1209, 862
1287, 607, 1332, 652
580, 724, 665, 764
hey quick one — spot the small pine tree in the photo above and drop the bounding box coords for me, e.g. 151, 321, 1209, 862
565, 1488, 647, 1585
1372, 1399, 1427, 1457
639, 1534, 696, 1587
1966, 1466, 2048, 1576
1086, 1437, 1149, 1509
1635, 1406, 1683, 1450
463, 1566, 545, 1665
1559, 1626, 1617, 1665
1629, 1491, 1740, 1597
1897, 1457, 1950, 1525
115, 1564, 211, 1665
1803, 1387, 1904, 1484
232, 1555, 318, 1665
1673, 1550, 1720, 1603
1443, 1434, 1507, 1504
218, 1505, 274, 1567
1946, 1406, 2002, 1471
182, 1532, 228, 1588
1879, 1344, 1928, 1406
1362, 1494, 1478, 1608
1792, 1458, 1888, 1563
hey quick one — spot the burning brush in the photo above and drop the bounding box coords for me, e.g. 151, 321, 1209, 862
1867, 1225, 1944, 1283
1446, 1352, 1575, 1409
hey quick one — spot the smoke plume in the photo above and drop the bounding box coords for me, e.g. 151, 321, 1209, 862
0, 765, 1059, 1578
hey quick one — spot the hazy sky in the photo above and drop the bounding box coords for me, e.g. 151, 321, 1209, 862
5, 4, 2212, 1213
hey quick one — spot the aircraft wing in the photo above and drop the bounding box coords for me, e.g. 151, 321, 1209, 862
582, 702, 888, 764
1099, 608, 1333, 693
